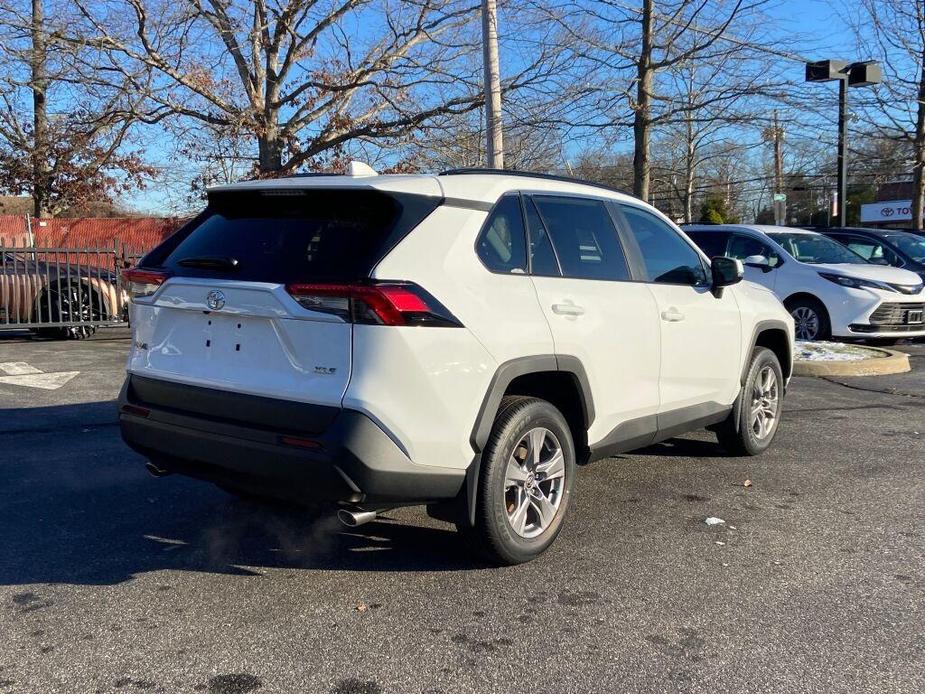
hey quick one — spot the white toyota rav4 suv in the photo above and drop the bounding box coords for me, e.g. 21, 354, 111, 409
120, 169, 794, 564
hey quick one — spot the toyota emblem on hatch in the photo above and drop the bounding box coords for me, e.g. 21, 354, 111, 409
206, 290, 226, 311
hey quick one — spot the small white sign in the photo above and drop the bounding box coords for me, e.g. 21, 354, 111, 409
860, 199, 925, 224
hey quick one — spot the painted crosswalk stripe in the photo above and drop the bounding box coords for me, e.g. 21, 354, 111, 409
0, 362, 79, 390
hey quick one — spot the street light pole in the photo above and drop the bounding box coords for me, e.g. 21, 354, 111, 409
806, 59, 881, 227
836, 76, 848, 226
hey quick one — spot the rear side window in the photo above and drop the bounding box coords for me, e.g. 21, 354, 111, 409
532, 196, 630, 281
477, 195, 527, 273
143, 189, 441, 282
685, 231, 730, 258
618, 205, 708, 285
525, 197, 561, 277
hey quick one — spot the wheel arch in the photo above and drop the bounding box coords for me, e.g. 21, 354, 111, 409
744, 320, 793, 382
464, 355, 594, 527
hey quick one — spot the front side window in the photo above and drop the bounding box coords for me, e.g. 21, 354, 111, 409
477, 195, 527, 273
767, 232, 867, 265
727, 233, 781, 267
685, 230, 730, 258
885, 233, 925, 264
531, 196, 630, 281
618, 205, 708, 285
838, 235, 898, 266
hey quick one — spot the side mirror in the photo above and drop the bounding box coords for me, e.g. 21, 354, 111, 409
711, 256, 743, 297
743, 254, 772, 271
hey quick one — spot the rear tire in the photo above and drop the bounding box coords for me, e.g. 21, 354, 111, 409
785, 296, 830, 341
715, 347, 784, 456
457, 396, 576, 565
37, 282, 100, 340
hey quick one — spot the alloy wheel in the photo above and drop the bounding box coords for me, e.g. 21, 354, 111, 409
750, 365, 780, 440
791, 306, 819, 341
504, 427, 566, 539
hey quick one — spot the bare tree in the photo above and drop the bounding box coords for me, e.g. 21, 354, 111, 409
0, 0, 154, 217
850, 0, 925, 229
64, 0, 563, 177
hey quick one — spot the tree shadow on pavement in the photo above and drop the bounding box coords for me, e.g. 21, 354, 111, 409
0, 401, 485, 587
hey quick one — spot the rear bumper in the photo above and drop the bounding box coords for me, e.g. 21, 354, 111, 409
118, 375, 465, 506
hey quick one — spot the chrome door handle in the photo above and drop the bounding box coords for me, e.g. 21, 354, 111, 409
661, 307, 685, 322
551, 301, 585, 316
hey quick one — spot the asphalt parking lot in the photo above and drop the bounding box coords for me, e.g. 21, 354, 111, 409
0, 330, 923, 694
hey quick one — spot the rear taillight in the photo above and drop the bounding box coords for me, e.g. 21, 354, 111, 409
122, 268, 169, 300
285, 282, 462, 327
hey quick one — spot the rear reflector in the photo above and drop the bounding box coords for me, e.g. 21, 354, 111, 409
280, 436, 323, 449
120, 404, 151, 418
285, 282, 462, 327
122, 268, 169, 300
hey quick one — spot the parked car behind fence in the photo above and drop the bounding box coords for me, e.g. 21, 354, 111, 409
0, 237, 138, 339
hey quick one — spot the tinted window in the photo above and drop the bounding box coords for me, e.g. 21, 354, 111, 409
619, 206, 707, 285
477, 195, 527, 273
685, 231, 730, 258
532, 196, 630, 281
836, 234, 897, 266
727, 233, 781, 267
885, 233, 925, 263
767, 232, 867, 264
146, 189, 440, 282
525, 197, 561, 277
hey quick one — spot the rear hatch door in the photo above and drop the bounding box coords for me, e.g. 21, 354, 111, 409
128, 186, 441, 407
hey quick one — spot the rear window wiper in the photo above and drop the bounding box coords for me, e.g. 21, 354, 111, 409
177, 256, 240, 270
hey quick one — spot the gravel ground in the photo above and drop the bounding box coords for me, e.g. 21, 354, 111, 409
0, 331, 923, 694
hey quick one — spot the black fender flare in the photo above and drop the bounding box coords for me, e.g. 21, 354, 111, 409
463, 354, 594, 526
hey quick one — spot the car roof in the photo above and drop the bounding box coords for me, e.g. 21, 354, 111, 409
207, 169, 642, 206
683, 224, 821, 237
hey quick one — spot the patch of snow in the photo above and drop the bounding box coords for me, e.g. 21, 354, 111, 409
705, 517, 726, 526
795, 340, 884, 362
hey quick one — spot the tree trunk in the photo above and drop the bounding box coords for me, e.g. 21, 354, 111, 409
632, 0, 654, 201
684, 114, 695, 222
912, 47, 925, 231
31, 0, 50, 218
257, 124, 283, 174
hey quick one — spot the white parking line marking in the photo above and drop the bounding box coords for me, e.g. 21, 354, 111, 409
0, 362, 80, 390
0, 362, 43, 375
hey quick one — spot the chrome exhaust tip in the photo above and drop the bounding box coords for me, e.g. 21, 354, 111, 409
337, 509, 378, 527
145, 462, 171, 478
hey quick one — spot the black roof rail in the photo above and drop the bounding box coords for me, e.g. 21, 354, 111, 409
439, 168, 630, 197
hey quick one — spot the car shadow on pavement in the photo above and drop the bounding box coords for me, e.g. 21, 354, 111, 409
632, 437, 731, 458
0, 401, 486, 587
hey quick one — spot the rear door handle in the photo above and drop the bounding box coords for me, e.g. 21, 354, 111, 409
660, 307, 685, 322
551, 301, 585, 316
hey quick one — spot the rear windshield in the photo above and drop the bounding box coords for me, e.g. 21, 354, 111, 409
142, 189, 441, 282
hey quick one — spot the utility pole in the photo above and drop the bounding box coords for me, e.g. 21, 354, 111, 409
481, 0, 503, 169
763, 110, 785, 224
31, 0, 49, 218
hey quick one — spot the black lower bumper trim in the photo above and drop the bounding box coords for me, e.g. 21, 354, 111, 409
119, 375, 465, 505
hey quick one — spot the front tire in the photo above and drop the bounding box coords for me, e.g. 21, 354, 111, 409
715, 347, 784, 456
458, 396, 576, 565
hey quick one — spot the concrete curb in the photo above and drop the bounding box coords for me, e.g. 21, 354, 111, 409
793, 348, 911, 377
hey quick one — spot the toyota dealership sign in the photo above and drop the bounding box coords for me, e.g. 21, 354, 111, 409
860, 199, 925, 224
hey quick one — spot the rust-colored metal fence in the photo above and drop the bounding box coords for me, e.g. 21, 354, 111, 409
0, 237, 142, 332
